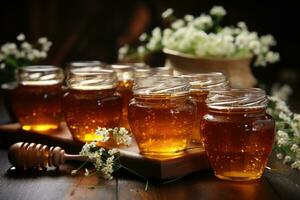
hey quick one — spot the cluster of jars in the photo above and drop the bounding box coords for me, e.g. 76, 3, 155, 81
11, 61, 275, 181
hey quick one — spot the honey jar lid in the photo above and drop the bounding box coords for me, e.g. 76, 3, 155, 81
206, 88, 268, 110
133, 76, 190, 97
66, 69, 118, 90
17, 65, 64, 85
179, 72, 230, 91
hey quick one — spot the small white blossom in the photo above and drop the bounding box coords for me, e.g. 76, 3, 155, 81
162, 8, 174, 19
210, 6, 227, 17
139, 33, 147, 42
265, 51, 280, 63
276, 153, 283, 159
84, 168, 90, 176
95, 127, 110, 142
16, 33, 25, 41
291, 161, 300, 169
283, 155, 292, 164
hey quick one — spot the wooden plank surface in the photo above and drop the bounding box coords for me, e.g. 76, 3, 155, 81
1, 124, 300, 199
0, 123, 210, 180
0, 148, 284, 200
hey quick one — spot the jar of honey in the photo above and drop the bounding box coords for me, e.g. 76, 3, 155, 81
201, 88, 275, 181
11, 65, 64, 133
111, 64, 134, 129
128, 76, 196, 157
181, 72, 230, 145
62, 69, 122, 144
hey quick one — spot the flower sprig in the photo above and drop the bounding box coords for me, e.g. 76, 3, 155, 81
0, 33, 52, 69
72, 127, 148, 190
118, 6, 280, 67
0, 33, 52, 84
267, 85, 300, 169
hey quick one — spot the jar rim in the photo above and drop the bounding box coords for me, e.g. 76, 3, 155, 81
17, 65, 64, 85
133, 76, 190, 97
179, 72, 229, 91
19, 65, 62, 72
206, 88, 268, 110
67, 69, 118, 90
67, 60, 106, 67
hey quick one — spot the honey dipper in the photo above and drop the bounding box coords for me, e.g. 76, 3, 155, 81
8, 142, 90, 169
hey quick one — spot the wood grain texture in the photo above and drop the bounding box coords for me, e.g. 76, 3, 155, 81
0, 123, 209, 180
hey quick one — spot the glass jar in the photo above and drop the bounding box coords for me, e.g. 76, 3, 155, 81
181, 72, 230, 145
62, 69, 122, 144
201, 88, 275, 181
111, 64, 134, 129
128, 76, 196, 157
11, 65, 64, 133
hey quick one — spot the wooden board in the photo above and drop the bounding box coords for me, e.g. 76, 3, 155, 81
0, 123, 210, 180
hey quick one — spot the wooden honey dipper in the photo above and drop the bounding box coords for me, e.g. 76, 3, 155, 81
8, 142, 90, 169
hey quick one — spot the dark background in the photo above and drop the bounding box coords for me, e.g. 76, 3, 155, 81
0, 0, 299, 111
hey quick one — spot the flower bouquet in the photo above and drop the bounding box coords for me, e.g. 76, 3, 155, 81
118, 6, 280, 88
0, 34, 52, 84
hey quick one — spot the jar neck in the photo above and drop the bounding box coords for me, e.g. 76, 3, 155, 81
134, 94, 189, 103
208, 107, 267, 116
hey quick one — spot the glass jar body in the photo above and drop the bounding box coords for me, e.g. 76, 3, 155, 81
11, 66, 64, 133
62, 88, 122, 144
12, 83, 63, 132
128, 95, 196, 157
201, 108, 275, 181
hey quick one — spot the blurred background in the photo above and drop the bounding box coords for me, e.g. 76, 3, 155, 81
0, 0, 299, 112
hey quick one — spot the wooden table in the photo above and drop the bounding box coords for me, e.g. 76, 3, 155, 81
1, 146, 300, 200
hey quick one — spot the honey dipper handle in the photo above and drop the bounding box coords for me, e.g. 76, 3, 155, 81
63, 154, 91, 163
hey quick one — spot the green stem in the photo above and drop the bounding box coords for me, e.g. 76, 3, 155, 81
120, 164, 149, 191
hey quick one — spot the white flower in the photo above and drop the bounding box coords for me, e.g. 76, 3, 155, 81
108, 148, 119, 155
21, 42, 32, 50
210, 6, 227, 17
38, 37, 48, 44
260, 35, 276, 46
16, 33, 25, 41
291, 161, 300, 169
0, 63, 5, 69
95, 127, 110, 142
184, 15, 194, 22
265, 51, 280, 63
276, 153, 283, 159
137, 46, 146, 55
271, 84, 293, 101
283, 155, 292, 164
171, 19, 185, 29
162, 8, 174, 19
118, 45, 129, 60
112, 127, 132, 146
84, 168, 90, 176
237, 22, 248, 30
71, 170, 78, 175
291, 144, 299, 152
139, 33, 147, 42
193, 14, 213, 29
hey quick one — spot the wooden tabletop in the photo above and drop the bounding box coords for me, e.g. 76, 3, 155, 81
1, 147, 300, 200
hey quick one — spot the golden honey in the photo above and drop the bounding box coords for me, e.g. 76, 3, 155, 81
11, 66, 64, 133
62, 69, 122, 144
111, 64, 134, 130
201, 89, 275, 181
181, 73, 229, 145
128, 76, 196, 157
